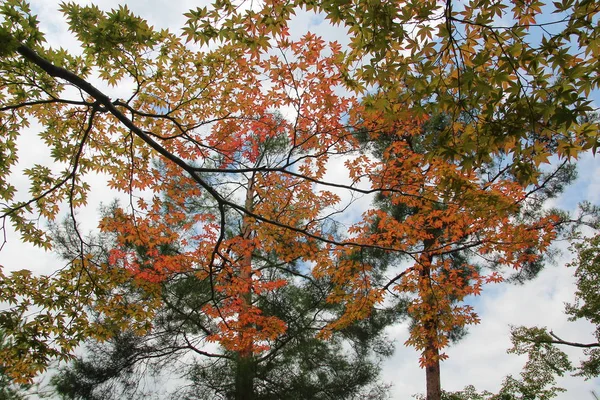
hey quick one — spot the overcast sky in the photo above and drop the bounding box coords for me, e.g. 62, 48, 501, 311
2, 0, 600, 398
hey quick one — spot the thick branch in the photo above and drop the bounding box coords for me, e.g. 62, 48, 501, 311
546, 331, 600, 349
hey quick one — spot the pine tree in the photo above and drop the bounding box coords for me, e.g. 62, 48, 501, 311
48, 133, 395, 400
353, 112, 578, 400
49, 208, 393, 400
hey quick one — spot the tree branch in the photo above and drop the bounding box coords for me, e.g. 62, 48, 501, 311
547, 330, 600, 349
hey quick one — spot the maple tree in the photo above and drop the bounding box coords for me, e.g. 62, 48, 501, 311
49, 201, 393, 400
418, 202, 600, 400
188, 0, 600, 179
0, 0, 598, 395
91, 126, 353, 400
319, 105, 576, 400
0, 0, 357, 383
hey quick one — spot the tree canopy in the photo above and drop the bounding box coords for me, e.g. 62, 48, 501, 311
0, 0, 598, 398
48, 201, 393, 400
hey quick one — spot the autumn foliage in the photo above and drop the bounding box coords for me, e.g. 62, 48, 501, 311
92, 32, 354, 356
314, 103, 561, 368
0, 0, 597, 392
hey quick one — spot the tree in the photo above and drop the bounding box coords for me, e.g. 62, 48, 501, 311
49, 273, 392, 400
188, 0, 600, 178
47, 133, 394, 400
92, 129, 350, 399
322, 107, 576, 400
0, 1, 359, 382
0, 0, 598, 390
47, 208, 393, 399
416, 202, 600, 400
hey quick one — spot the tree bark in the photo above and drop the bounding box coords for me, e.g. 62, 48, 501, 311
235, 355, 255, 400
424, 346, 441, 400
422, 238, 442, 400
234, 173, 257, 400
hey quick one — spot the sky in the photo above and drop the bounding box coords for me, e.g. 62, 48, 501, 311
1, 0, 599, 398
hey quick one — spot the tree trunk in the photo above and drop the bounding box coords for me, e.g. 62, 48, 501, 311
425, 346, 441, 400
234, 173, 257, 400
422, 238, 442, 400
235, 355, 255, 400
